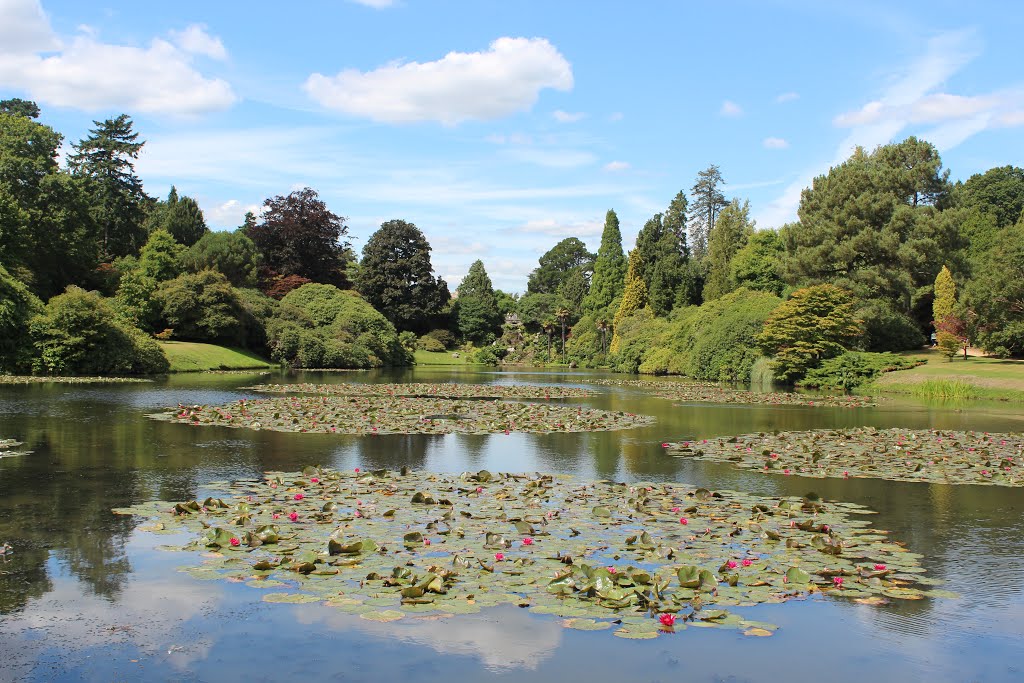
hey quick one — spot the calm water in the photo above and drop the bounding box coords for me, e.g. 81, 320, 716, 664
1, 368, 1023, 682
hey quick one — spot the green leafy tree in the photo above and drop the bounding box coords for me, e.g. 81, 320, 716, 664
526, 237, 595, 295
932, 265, 956, 324
30, 286, 168, 375
455, 259, 501, 343
730, 228, 785, 295
153, 270, 246, 344
610, 250, 648, 353
68, 114, 149, 258
0, 263, 43, 372
581, 209, 626, 313
555, 268, 589, 320
0, 112, 98, 298
688, 165, 728, 260
965, 221, 1024, 356
954, 166, 1024, 230
145, 186, 209, 246
757, 284, 862, 382
182, 230, 261, 287
781, 137, 959, 336
703, 199, 754, 301
356, 219, 450, 333
516, 292, 558, 332
0, 98, 41, 119
246, 187, 351, 287
138, 229, 184, 282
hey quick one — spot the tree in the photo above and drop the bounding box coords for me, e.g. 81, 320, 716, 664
688, 165, 728, 260
555, 307, 570, 363
0, 264, 43, 372
756, 284, 862, 382
29, 286, 168, 375
0, 98, 40, 119
356, 219, 450, 333
781, 137, 959, 335
526, 237, 595, 295
138, 229, 184, 282
703, 199, 754, 301
0, 112, 99, 298
932, 265, 956, 324
965, 221, 1024, 356
145, 186, 209, 246
153, 270, 245, 344
182, 230, 262, 288
610, 250, 648, 353
246, 187, 351, 288
730, 229, 785, 295
68, 114, 149, 258
455, 260, 501, 343
581, 209, 626, 313
633, 213, 693, 316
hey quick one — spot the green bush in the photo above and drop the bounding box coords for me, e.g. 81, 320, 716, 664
423, 328, 457, 350
417, 334, 445, 352
30, 286, 168, 375
609, 309, 667, 373
857, 300, 924, 351
799, 351, 921, 390
472, 346, 503, 365
182, 230, 261, 287
0, 264, 43, 372
153, 269, 245, 344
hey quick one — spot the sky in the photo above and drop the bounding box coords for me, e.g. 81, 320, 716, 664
1, 0, 1022, 293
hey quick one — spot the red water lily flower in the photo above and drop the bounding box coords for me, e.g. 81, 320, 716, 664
726, 560, 738, 569
288, 512, 298, 521
494, 552, 504, 561
272, 513, 280, 519
833, 576, 843, 587
874, 564, 886, 570
522, 537, 534, 545
679, 517, 688, 525
659, 613, 676, 627
294, 493, 304, 500
229, 537, 240, 547
742, 558, 753, 567
310, 477, 320, 483
354, 468, 360, 473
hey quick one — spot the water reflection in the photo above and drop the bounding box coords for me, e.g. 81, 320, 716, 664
1, 370, 1023, 681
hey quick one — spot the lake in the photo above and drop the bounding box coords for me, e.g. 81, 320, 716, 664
1, 367, 1022, 682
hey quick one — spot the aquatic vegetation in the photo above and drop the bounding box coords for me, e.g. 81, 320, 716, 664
244, 382, 597, 399
0, 375, 152, 384
149, 395, 652, 435
116, 467, 947, 640
583, 379, 875, 408
0, 438, 29, 458
664, 428, 1024, 486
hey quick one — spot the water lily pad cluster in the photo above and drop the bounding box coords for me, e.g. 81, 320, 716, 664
244, 383, 597, 400
115, 467, 947, 639
0, 438, 29, 458
664, 428, 1024, 486
584, 379, 874, 408
0, 375, 152, 385
149, 395, 652, 435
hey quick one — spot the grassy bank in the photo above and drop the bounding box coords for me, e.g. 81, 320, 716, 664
870, 349, 1024, 401
159, 341, 276, 373
413, 350, 478, 366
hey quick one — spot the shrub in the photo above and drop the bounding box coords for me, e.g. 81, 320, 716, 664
153, 270, 245, 344
0, 264, 44, 372
417, 334, 445, 352
800, 351, 922, 390
30, 286, 168, 375
857, 300, 924, 351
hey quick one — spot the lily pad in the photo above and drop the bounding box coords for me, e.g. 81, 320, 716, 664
244, 382, 597, 400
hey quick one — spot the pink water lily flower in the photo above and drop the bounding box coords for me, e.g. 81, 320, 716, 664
423, 539, 431, 546
272, 513, 280, 520
229, 537, 240, 547
607, 566, 617, 574
354, 468, 360, 473
659, 613, 676, 627
679, 517, 688, 525
671, 507, 681, 512
833, 576, 843, 587
874, 564, 886, 570
494, 552, 505, 562
294, 493, 304, 501
288, 512, 298, 522
476, 487, 483, 494
522, 538, 534, 546
742, 558, 753, 567
310, 477, 320, 483
726, 560, 738, 569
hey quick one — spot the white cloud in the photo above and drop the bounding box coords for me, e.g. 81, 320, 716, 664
169, 24, 227, 60
720, 100, 743, 117
552, 109, 585, 123
0, 4, 236, 116
775, 91, 800, 103
0, 0, 60, 54
206, 199, 261, 229
304, 37, 573, 124
762, 137, 789, 149
603, 160, 630, 171
349, 0, 396, 7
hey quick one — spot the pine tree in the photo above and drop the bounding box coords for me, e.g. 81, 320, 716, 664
688, 165, 728, 260
581, 209, 626, 313
456, 260, 501, 343
703, 199, 754, 301
610, 250, 648, 353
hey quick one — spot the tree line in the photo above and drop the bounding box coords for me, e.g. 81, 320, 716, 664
1, 99, 1022, 381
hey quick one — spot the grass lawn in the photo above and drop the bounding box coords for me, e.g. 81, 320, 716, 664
413, 350, 479, 366
871, 348, 1024, 401
159, 341, 275, 372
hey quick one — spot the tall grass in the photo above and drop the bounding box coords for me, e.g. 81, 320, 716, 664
907, 379, 979, 400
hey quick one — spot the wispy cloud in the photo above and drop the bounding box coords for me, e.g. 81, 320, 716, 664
349, 0, 396, 7
762, 137, 789, 150
603, 160, 630, 172
775, 91, 800, 103
720, 100, 743, 117
552, 109, 585, 123
304, 37, 573, 124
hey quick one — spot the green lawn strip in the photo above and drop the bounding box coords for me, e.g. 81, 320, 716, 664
413, 350, 480, 366
158, 341, 275, 372
870, 350, 1024, 401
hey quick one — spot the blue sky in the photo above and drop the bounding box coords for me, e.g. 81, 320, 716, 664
1, 0, 1022, 292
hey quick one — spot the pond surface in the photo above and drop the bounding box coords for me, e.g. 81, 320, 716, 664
1, 367, 1023, 682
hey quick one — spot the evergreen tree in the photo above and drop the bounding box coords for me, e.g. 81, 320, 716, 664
455, 260, 501, 343
68, 114, 149, 258
581, 209, 626, 313
145, 186, 209, 246
633, 213, 692, 316
183, 230, 262, 288
356, 219, 450, 333
0, 98, 41, 119
610, 250, 648, 353
932, 265, 956, 324
688, 165, 728, 260
526, 237, 594, 295
730, 229, 785, 296
703, 199, 754, 301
